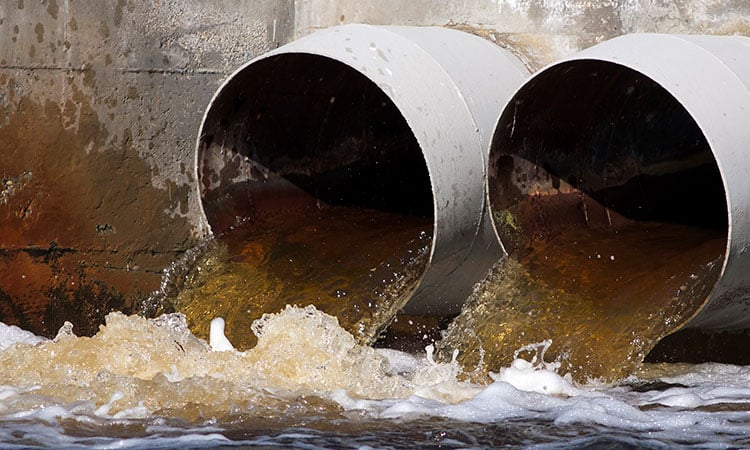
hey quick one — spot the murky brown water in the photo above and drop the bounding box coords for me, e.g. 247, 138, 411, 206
437, 221, 725, 382
0, 208, 741, 449
156, 204, 431, 350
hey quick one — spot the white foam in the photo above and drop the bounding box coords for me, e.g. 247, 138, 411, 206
112, 402, 150, 419
209, 317, 235, 352
0, 310, 749, 447
0, 322, 46, 350
492, 358, 582, 396
329, 345, 750, 446
94, 391, 125, 417
374, 348, 421, 376
642, 383, 750, 409
0, 385, 22, 401
9, 404, 74, 423
653, 362, 750, 387
364, 364, 740, 447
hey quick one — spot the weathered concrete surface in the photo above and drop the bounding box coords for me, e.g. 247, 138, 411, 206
0, 0, 293, 336
295, 0, 750, 69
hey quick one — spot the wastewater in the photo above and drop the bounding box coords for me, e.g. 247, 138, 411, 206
1, 199, 749, 449
437, 221, 726, 383
143, 203, 433, 350
1, 306, 750, 448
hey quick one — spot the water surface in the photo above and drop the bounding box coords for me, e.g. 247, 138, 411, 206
0, 308, 749, 449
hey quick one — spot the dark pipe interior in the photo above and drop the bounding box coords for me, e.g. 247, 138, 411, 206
191, 53, 433, 349
488, 60, 728, 365
491, 61, 726, 241
199, 53, 433, 232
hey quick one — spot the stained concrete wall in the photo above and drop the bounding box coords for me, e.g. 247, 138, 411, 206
1, 0, 748, 337
0, 0, 293, 336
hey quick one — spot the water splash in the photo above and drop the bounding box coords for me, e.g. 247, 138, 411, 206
0, 305, 482, 422
144, 204, 431, 351
0, 309, 749, 447
436, 247, 722, 383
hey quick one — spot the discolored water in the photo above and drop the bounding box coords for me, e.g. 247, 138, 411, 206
437, 221, 725, 382
148, 204, 431, 350
481, 59, 730, 383
1, 201, 744, 449
0, 308, 750, 449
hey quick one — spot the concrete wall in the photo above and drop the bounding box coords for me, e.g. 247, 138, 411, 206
0, 0, 748, 336
296, 0, 750, 69
0, 0, 293, 336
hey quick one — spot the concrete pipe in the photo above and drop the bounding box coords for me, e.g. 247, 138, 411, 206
194, 23, 529, 342
488, 33, 750, 342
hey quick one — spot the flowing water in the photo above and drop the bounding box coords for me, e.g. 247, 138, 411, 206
0, 208, 747, 448
0, 307, 749, 448
437, 222, 725, 383
143, 203, 432, 350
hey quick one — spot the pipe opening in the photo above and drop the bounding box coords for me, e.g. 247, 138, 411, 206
480, 60, 728, 378
193, 53, 434, 349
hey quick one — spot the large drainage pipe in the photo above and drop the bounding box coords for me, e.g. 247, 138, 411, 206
487, 33, 750, 357
193, 24, 529, 346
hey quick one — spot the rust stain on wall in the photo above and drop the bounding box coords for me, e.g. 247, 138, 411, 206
0, 72, 195, 337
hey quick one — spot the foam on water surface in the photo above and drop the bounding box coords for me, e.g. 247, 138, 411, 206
0, 321, 47, 350
0, 307, 749, 448
0, 306, 476, 420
